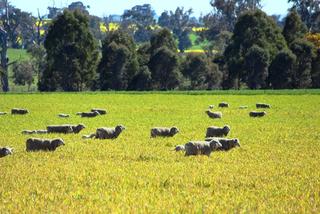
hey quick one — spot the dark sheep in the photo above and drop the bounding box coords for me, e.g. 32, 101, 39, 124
0, 147, 13, 158
249, 111, 267, 117
218, 102, 229, 108
11, 108, 28, 115
256, 103, 271, 109
150, 127, 179, 138
206, 125, 230, 138
94, 125, 126, 139
184, 139, 222, 156
79, 111, 100, 118
26, 138, 64, 152
205, 110, 222, 119
91, 108, 107, 115
47, 124, 85, 134
205, 137, 240, 151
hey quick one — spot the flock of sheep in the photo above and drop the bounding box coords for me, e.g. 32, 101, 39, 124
0, 102, 271, 158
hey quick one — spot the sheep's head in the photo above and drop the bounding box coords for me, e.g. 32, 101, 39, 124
0, 147, 13, 157
223, 125, 231, 134
205, 110, 210, 114
170, 127, 179, 136
115, 125, 126, 133
74, 124, 86, 133
51, 138, 65, 149
233, 138, 240, 147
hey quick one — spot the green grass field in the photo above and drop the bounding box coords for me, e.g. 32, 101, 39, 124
1, 92, 320, 212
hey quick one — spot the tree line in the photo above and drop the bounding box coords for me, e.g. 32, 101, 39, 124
1, 0, 320, 91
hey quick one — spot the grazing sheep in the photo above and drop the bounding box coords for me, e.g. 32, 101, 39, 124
91, 108, 107, 115
256, 103, 271, 109
151, 127, 179, 138
26, 138, 64, 152
58, 113, 70, 118
249, 111, 267, 117
22, 130, 36, 135
11, 108, 28, 115
174, 145, 185, 152
239, 106, 248, 109
205, 110, 222, 119
184, 139, 222, 156
0, 147, 13, 158
208, 105, 214, 109
0, 112, 7, 115
218, 102, 229, 108
35, 130, 48, 134
206, 125, 231, 138
79, 111, 100, 118
82, 133, 96, 139
47, 124, 85, 134
94, 125, 126, 139
205, 138, 240, 151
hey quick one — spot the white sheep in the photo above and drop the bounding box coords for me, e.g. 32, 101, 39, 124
0, 112, 7, 115
256, 103, 271, 109
47, 124, 85, 134
206, 125, 230, 138
58, 113, 70, 118
184, 139, 222, 156
150, 127, 179, 138
205, 137, 240, 151
205, 110, 222, 119
26, 138, 65, 152
93, 125, 126, 139
91, 108, 107, 115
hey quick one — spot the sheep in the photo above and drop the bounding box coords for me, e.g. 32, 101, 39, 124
26, 138, 64, 152
218, 102, 229, 108
11, 108, 28, 115
205, 138, 240, 151
94, 125, 126, 139
82, 133, 96, 139
239, 106, 248, 109
47, 124, 85, 134
35, 130, 48, 134
184, 139, 222, 157
205, 110, 222, 119
22, 130, 36, 135
150, 127, 179, 138
174, 145, 185, 152
249, 111, 267, 117
206, 125, 231, 138
0, 112, 7, 115
91, 108, 107, 115
79, 111, 100, 118
0, 147, 13, 158
208, 105, 214, 109
58, 113, 70, 118
256, 103, 271, 109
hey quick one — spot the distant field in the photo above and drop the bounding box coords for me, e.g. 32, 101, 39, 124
0, 92, 320, 212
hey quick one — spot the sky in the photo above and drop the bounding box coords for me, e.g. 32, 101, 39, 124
11, 0, 293, 18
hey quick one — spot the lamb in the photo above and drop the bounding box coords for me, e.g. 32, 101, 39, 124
95, 125, 126, 139
91, 108, 107, 115
249, 111, 267, 117
205, 110, 222, 119
0, 147, 13, 158
174, 145, 185, 152
79, 111, 100, 118
150, 127, 179, 138
256, 103, 271, 109
47, 124, 85, 134
58, 113, 70, 118
205, 138, 240, 151
218, 102, 229, 108
26, 138, 64, 152
206, 125, 231, 138
0, 112, 7, 115
11, 108, 28, 115
184, 139, 222, 156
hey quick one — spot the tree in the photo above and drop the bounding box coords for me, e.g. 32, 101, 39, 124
12, 61, 34, 91
39, 10, 99, 91
283, 9, 308, 45
129, 66, 152, 90
311, 49, 320, 88
290, 38, 315, 88
98, 30, 139, 90
27, 44, 46, 81
288, 0, 320, 32
269, 50, 296, 89
121, 4, 156, 42
243, 45, 269, 89
0, 0, 9, 92
224, 10, 288, 89
150, 28, 177, 53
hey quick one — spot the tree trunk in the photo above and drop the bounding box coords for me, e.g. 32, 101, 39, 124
0, 29, 9, 92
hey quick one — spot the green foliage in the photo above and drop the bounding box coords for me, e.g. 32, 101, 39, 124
150, 28, 177, 53
12, 60, 34, 90
283, 9, 308, 45
269, 50, 297, 89
1, 92, 320, 212
290, 38, 315, 88
98, 30, 139, 90
40, 10, 99, 91
311, 49, 320, 88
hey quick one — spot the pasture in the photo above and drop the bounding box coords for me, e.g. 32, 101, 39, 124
0, 92, 320, 213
